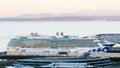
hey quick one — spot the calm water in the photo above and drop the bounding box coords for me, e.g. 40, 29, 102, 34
0, 21, 120, 67
0, 21, 120, 51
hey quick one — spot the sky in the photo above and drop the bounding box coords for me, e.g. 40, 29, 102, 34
0, 0, 120, 51
0, 0, 120, 17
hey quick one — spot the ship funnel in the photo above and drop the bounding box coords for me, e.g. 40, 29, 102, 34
30, 33, 38, 36
61, 32, 64, 36
56, 32, 59, 36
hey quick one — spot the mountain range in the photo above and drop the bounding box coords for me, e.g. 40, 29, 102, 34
1, 11, 120, 21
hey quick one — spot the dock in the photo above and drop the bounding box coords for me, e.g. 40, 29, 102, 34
0, 53, 120, 62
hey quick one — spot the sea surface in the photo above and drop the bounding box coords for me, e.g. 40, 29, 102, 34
0, 21, 120, 51
0, 21, 120, 67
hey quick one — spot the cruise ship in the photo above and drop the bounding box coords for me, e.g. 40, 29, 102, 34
4, 33, 112, 68
6, 32, 100, 55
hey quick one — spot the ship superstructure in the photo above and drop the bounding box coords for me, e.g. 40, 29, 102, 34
7, 33, 99, 55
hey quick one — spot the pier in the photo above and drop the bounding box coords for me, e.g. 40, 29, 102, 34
0, 53, 120, 62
